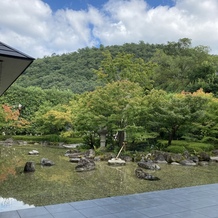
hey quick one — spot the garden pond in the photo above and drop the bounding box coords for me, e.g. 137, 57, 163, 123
1, 144, 218, 211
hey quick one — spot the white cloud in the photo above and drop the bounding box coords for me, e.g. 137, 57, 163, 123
0, 0, 218, 58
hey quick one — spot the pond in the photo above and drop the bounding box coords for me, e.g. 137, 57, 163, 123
1, 144, 218, 211
0, 197, 34, 212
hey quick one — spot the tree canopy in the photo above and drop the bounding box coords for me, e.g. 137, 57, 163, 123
1, 38, 218, 149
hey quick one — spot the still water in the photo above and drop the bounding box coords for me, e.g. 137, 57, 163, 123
0, 197, 34, 212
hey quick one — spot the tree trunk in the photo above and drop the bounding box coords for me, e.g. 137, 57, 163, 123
168, 132, 173, 146
168, 126, 179, 146
117, 131, 126, 147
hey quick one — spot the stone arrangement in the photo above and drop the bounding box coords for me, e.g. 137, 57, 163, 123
1, 137, 215, 180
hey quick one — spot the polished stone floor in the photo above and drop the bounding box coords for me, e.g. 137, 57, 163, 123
1, 183, 218, 218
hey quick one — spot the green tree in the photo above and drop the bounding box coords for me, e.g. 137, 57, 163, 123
143, 89, 210, 145
33, 104, 72, 135
151, 38, 214, 93
189, 94, 218, 144
72, 80, 144, 147
94, 50, 155, 91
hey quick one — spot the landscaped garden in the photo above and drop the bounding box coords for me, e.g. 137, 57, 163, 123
1, 39, 218, 211
1, 138, 218, 209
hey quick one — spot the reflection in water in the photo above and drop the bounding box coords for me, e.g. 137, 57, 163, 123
0, 197, 34, 212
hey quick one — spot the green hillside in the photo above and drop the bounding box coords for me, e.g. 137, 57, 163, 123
15, 41, 164, 93
15, 38, 218, 95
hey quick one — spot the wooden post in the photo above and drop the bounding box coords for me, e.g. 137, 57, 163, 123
116, 142, 126, 159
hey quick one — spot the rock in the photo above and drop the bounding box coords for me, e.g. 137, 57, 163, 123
28, 150, 39, 155
171, 162, 180, 165
41, 158, 55, 166
165, 153, 184, 164
198, 152, 210, 162
154, 155, 167, 163
108, 158, 126, 166
183, 150, 190, 159
18, 141, 28, 146
120, 155, 132, 162
135, 168, 160, 181
84, 149, 95, 159
24, 161, 35, 173
69, 158, 81, 163
65, 149, 80, 155
180, 159, 197, 166
210, 156, 218, 162
66, 149, 95, 159
212, 150, 218, 156
65, 150, 71, 154
155, 160, 168, 164
102, 153, 116, 161
63, 144, 81, 149
3, 138, 14, 146
94, 156, 101, 161
67, 152, 83, 158
75, 158, 95, 172
137, 160, 161, 170
189, 155, 199, 163
199, 161, 209, 166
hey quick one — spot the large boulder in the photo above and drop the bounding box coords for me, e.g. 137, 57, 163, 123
84, 149, 95, 159
198, 152, 210, 162
137, 160, 161, 170
24, 161, 35, 173
75, 158, 95, 172
165, 153, 184, 164
41, 158, 55, 166
189, 155, 199, 164
135, 168, 160, 181
179, 159, 197, 166
153, 152, 167, 164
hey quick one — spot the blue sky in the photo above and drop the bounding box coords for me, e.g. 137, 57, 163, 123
42, 0, 175, 11
1, 0, 218, 58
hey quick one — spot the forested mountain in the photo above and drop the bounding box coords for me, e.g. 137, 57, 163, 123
15, 38, 218, 95
15, 41, 165, 93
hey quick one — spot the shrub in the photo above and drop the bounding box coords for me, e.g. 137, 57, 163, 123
169, 140, 189, 147
186, 142, 214, 153
165, 145, 187, 153
12, 135, 83, 144
201, 136, 218, 144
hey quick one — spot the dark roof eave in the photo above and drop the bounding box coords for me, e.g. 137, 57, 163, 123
0, 41, 35, 60
0, 59, 34, 96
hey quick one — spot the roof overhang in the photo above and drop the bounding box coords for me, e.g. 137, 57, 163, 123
0, 42, 35, 96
